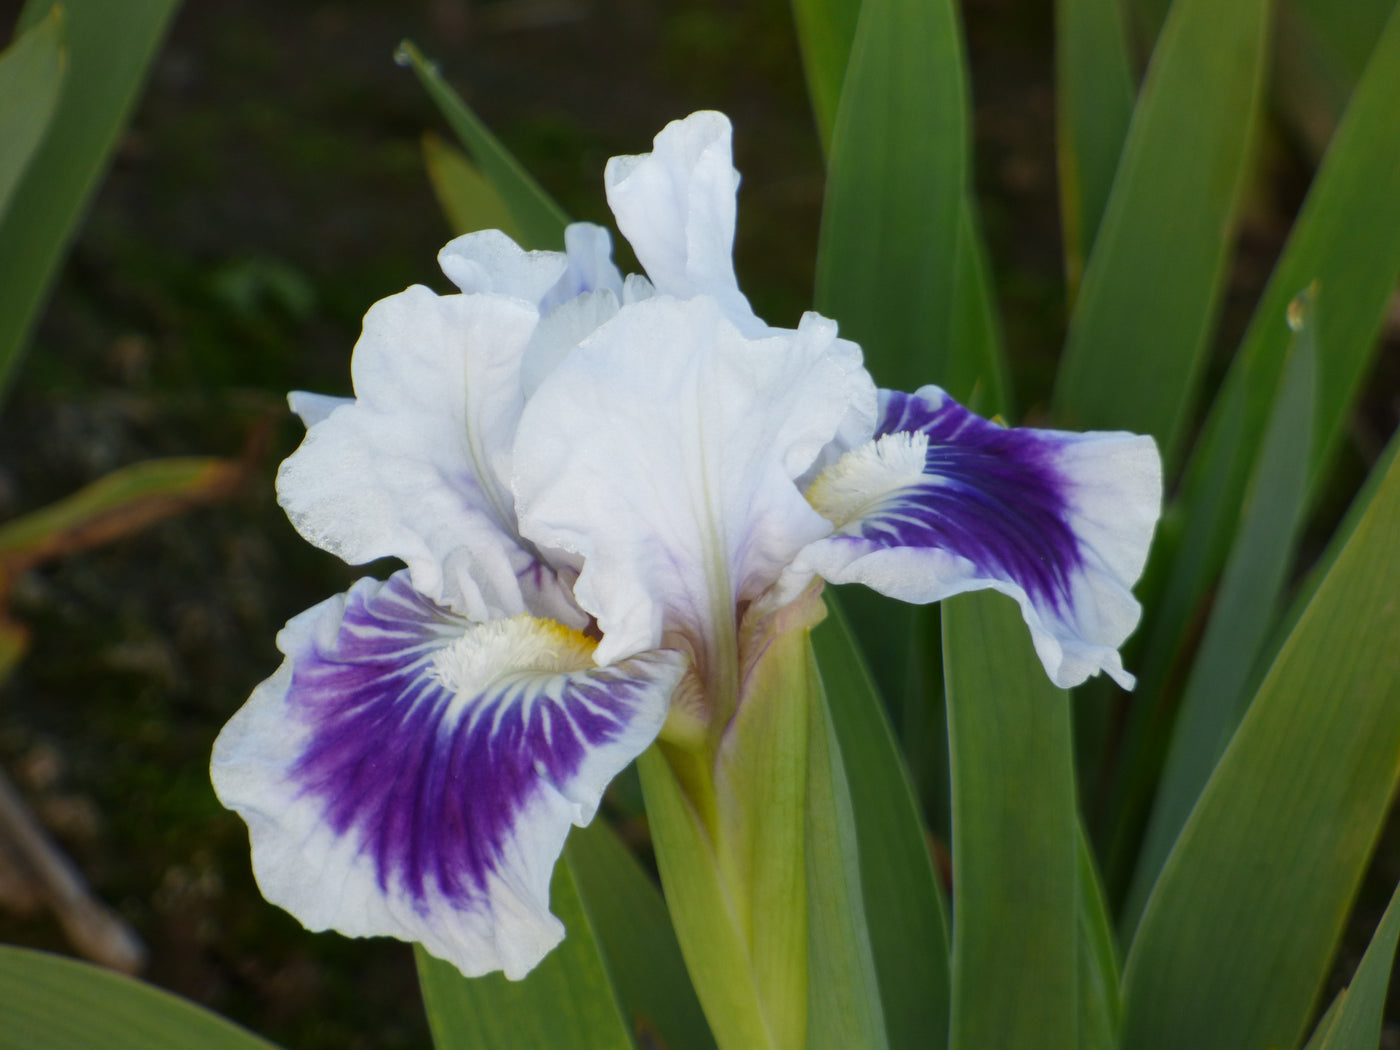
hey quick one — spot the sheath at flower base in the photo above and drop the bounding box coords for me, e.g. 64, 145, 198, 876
210, 109, 1163, 989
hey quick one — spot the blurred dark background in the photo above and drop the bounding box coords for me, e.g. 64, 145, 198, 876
0, 1, 1392, 1047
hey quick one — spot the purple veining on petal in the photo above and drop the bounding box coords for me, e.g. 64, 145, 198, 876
860, 390, 1082, 611
285, 573, 662, 914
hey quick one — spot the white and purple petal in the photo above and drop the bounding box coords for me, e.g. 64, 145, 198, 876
276, 285, 578, 624
513, 295, 876, 680
604, 112, 761, 334
794, 387, 1161, 689
211, 571, 685, 980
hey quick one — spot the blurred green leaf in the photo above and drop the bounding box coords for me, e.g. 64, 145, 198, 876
0, 457, 243, 571
943, 592, 1078, 1050
564, 821, 717, 1050
1052, 0, 1270, 466
421, 130, 522, 241
1303, 998, 1346, 1050
1290, 0, 1396, 81
1300, 877, 1400, 1050
0, 6, 65, 223
0, 946, 279, 1050
814, 0, 967, 395
946, 204, 1012, 417
797, 0, 1008, 414
805, 639, 891, 1050
0, 0, 179, 405
1120, 445, 1400, 1050
1055, 0, 1135, 299
1271, 426, 1400, 662
1106, 6, 1400, 869
813, 599, 950, 1050
1121, 294, 1316, 934
415, 860, 633, 1050
1076, 824, 1122, 1050
789, 0, 861, 154
1170, 0, 1400, 617
398, 40, 568, 252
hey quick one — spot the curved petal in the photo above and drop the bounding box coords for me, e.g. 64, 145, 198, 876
794, 387, 1162, 689
513, 295, 876, 680
287, 391, 351, 428
604, 112, 760, 333
211, 572, 685, 980
438, 229, 568, 302
276, 285, 579, 624
440, 223, 624, 315
538, 223, 625, 313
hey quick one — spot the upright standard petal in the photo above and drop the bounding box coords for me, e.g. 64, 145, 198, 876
795, 387, 1162, 689
439, 223, 625, 314
276, 285, 578, 625
513, 296, 876, 694
211, 571, 685, 980
604, 112, 760, 332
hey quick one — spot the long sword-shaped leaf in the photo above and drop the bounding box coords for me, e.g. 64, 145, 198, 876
806, 638, 890, 1050
0, 7, 66, 223
813, 598, 950, 1050
0, 946, 279, 1050
946, 204, 1012, 417
1052, 0, 1270, 466
420, 131, 522, 240
1291, 0, 1396, 81
944, 592, 1078, 1050
1121, 298, 1316, 933
1271, 427, 1400, 664
1077, 824, 1122, 1050
565, 822, 717, 1050
789, 0, 861, 154
1300, 877, 1400, 1050
1104, 8, 1400, 870
398, 40, 568, 252
814, 0, 967, 395
0, 0, 179, 404
796, 0, 1008, 413
1168, 0, 1400, 611
415, 860, 634, 1050
1120, 447, 1400, 1050
1055, 0, 1135, 299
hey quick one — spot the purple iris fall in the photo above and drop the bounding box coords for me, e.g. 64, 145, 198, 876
211, 112, 1162, 981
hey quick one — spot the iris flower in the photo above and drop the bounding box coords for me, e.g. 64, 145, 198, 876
212, 112, 1161, 980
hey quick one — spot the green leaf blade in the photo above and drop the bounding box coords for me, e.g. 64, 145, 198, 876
420, 130, 522, 241
1120, 447, 1400, 1050
1122, 296, 1317, 933
564, 822, 717, 1050
0, 6, 66, 223
0, 0, 180, 405
1076, 824, 1123, 1050
813, 599, 950, 1050
1175, 0, 1400, 577
1052, 0, 1270, 465
805, 639, 891, 1050
1055, 0, 1135, 297
0, 946, 280, 1050
1303, 877, 1400, 1050
814, 0, 967, 395
788, 0, 861, 153
416, 859, 634, 1050
943, 592, 1078, 1050
399, 41, 569, 252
